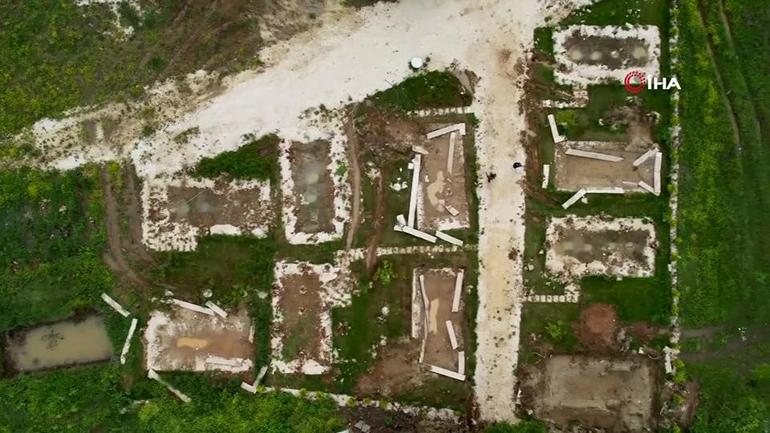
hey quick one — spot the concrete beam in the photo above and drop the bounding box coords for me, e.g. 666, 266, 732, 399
542, 164, 550, 189
565, 148, 623, 162
561, 188, 586, 209
172, 298, 215, 316
547, 114, 566, 143
633, 148, 657, 167
426, 123, 466, 139
446, 320, 459, 349
119, 318, 138, 365
407, 154, 422, 228
452, 270, 464, 313
435, 230, 464, 246
429, 365, 465, 381
101, 293, 130, 317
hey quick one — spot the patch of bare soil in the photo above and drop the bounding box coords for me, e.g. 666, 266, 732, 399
552, 227, 650, 265
345, 109, 363, 250
563, 33, 651, 69
277, 271, 324, 362
287, 139, 335, 234
576, 303, 619, 351
420, 122, 471, 231
355, 339, 423, 397
521, 355, 659, 432
554, 140, 656, 191
342, 405, 469, 433
421, 269, 464, 371
99, 165, 149, 289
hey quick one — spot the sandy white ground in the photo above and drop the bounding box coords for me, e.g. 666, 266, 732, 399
21, 0, 595, 421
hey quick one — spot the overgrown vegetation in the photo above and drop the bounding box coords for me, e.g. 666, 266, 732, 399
371, 71, 472, 112
191, 135, 280, 182
676, 0, 770, 429
0, 1, 262, 137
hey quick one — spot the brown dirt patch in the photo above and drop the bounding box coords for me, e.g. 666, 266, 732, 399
276, 271, 324, 361
419, 123, 471, 231
355, 339, 423, 397
521, 355, 660, 432
553, 140, 656, 191
166, 182, 268, 228
287, 139, 335, 234
562, 33, 651, 69
420, 268, 464, 371
552, 227, 650, 265
576, 303, 619, 350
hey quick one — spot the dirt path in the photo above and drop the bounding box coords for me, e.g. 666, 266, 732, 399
344, 110, 362, 250
99, 165, 148, 289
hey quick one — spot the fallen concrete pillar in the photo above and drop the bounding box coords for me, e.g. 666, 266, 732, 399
426, 123, 466, 139
585, 187, 625, 194
638, 180, 655, 195
119, 318, 138, 365
148, 369, 192, 403
446, 320, 459, 349
241, 365, 269, 394
429, 365, 465, 381
435, 231, 464, 246
633, 148, 657, 167
565, 148, 623, 162
172, 298, 215, 316
458, 351, 466, 376
445, 204, 459, 217
407, 154, 422, 228
653, 151, 662, 195
447, 132, 457, 175
205, 301, 228, 319
452, 270, 464, 313
561, 188, 586, 209
401, 225, 437, 243
101, 293, 130, 317
542, 164, 550, 189
547, 114, 565, 143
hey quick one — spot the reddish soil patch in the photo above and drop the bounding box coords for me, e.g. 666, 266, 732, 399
277, 272, 324, 362
576, 303, 619, 350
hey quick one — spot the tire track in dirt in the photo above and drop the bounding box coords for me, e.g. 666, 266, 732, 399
344, 110, 362, 250
99, 165, 148, 289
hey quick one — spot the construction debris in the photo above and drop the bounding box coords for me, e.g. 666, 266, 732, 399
101, 293, 130, 317
562, 188, 587, 209
565, 148, 623, 162
119, 318, 138, 365
548, 114, 566, 143
429, 365, 466, 381
445, 204, 460, 217
204, 301, 228, 318
435, 230, 464, 246
585, 187, 625, 194
447, 131, 457, 175
400, 225, 438, 243
638, 181, 655, 195
240, 366, 269, 394
148, 369, 192, 403
407, 154, 422, 228
354, 421, 372, 433
426, 123, 466, 139
452, 270, 464, 313
542, 164, 550, 189
171, 298, 214, 316
633, 148, 657, 167
446, 320, 459, 349
653, 151, 662, 195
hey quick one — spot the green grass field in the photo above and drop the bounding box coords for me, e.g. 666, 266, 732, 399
675, 0, 770, 429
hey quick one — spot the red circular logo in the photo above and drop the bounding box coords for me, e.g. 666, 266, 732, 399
624, 71, 646, 94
